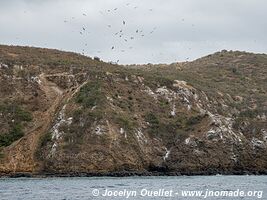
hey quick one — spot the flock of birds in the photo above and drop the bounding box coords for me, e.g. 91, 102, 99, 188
18, 3, 197, 63
14, 3, 262, 64
60, 3, 196, 63
62, 3, 164, 63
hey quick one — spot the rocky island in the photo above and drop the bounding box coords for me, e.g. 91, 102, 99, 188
0, 45, 266, 177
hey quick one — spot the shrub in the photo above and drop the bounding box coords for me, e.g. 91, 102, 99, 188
39, 132, 52, 147
239, 109, 259, 118
0, 124, 24, 147
0, 104, 32, 122
145, 113, 159, 126
15, 107, 32, 122
186, 114, 205, 126
75, 80, 105, 108
115, 115, 136, 131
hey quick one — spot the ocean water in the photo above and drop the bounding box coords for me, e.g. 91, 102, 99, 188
0, 176, 266, 200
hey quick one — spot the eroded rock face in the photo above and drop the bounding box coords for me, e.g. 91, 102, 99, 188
0, 45, 266, 175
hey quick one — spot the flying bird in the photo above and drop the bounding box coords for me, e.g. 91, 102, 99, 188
111, 46, 115, 50
123, 21, 126, 25
82, 13, 87, 16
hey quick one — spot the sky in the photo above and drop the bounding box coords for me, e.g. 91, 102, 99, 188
0, 0, 266, 64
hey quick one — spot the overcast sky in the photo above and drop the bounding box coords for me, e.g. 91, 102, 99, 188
0, 0, 266, 64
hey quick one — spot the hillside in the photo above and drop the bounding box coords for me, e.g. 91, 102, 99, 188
0, 45, 266, 176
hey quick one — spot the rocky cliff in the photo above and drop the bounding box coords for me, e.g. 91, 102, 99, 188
0, 45, 266, 176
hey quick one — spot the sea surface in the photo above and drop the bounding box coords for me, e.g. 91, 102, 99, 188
0, 176, 266, 200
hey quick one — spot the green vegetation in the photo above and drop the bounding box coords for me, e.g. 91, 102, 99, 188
0, 151, 4, 159
75, 80, 106, 108
39, 132, 52, 147
114, 114, 136, 131
145, 113, 159, 127
0, 124, 24, 147
143, 74, 174, 90
186, 114, 207, 126
0, 104, 32, 122
0, 103, 32, 147
239, 109, 260, 118
144, 111, 206, 145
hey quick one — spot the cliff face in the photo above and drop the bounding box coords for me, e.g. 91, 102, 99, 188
0, 45, 266, 176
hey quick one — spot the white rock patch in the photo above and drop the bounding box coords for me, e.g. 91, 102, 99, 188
49, 105, 72, 157
163, 148, 170, 161
135, 128, 147, 144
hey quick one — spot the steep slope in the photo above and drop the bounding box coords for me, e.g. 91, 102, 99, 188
0, 45, 266, 176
